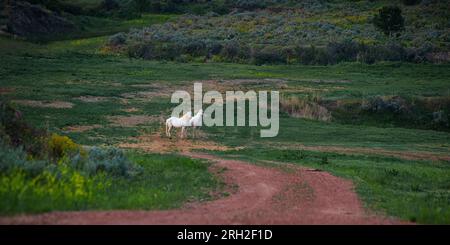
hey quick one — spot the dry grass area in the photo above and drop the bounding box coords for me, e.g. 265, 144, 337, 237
12, 100, 74, 109
107, 115, 162, 127
75, 96, 109, 103
62, 124, 102, 133
121, 107, 140, 113
280, 96, 332, 122
118, 133, 238, 153
123, 79, 289, 101
121, 91, 172, 100
311, 79, 351, 84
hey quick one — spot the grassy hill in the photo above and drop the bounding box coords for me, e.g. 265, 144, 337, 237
112, 0, 449, 64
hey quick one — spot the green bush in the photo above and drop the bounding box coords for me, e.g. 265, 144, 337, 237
373, 6, 405, 36
327, 40, 360, 64
220, 40, 240, 61
252, 46, 286, 65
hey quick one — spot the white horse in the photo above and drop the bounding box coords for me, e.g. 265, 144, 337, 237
165, 112, 192, 138
189, 109, 203, 138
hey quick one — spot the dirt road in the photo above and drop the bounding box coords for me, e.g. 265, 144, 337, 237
0, 153, 405, 224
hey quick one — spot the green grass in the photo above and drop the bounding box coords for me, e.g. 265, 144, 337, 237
204, 117, 450, 153
2, 35, 448, 146
0, 152, 220, 215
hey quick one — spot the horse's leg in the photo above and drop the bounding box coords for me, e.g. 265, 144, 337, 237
165, 122, 168, 137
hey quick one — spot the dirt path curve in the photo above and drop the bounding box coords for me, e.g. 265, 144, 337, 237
0, 153, 406, 224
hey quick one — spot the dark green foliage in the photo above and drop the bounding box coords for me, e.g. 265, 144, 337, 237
0, 101, 48, 159
101, 0, 120, 11
220, 40, 240, 60
403, 0, 421, 6
24, 0, 84, 15
252, 46, 286, 65
330, 96, 450, 131
327, 40, 360, 64
183, 39, 207, 57
373, 6, 405, 36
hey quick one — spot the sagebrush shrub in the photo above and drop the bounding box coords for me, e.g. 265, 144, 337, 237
0, 140, 46, 176
82, 147, 143, 178
108, 32, 127, 46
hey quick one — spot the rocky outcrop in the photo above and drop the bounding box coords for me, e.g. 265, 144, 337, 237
5, 1, 75, 39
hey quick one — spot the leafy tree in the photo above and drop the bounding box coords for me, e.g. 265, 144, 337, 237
133, 0, 150, 13
373, 6, 405, 36
403, 0, 421, 6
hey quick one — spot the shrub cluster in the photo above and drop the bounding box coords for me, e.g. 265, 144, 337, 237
0, 101, 142, 179
330, 96, 450, 131
73, 147, 143, 178
115, 3, 448, 64
123, 38, 439, 65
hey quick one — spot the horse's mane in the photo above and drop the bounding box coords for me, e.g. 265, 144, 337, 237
180, 112, 191, 120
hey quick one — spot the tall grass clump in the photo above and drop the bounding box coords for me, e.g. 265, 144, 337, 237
280, 95, 332, 122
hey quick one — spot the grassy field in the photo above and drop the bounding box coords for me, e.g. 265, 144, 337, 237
0, 9, 449, 223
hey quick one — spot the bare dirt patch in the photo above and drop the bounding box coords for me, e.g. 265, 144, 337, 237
311, 79, 351, 84
0, 153, 407, 225
118, 133, 232, 153
124, 79, 289, 100
0, 87, 15, 95
76, 96, 109, 103
121, 91, 171, 100
107, 115, 162, 127
12, 100, 73, 109
121, 107, 140, 113
192, 79, 288, 93
62, 124, 102, 133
